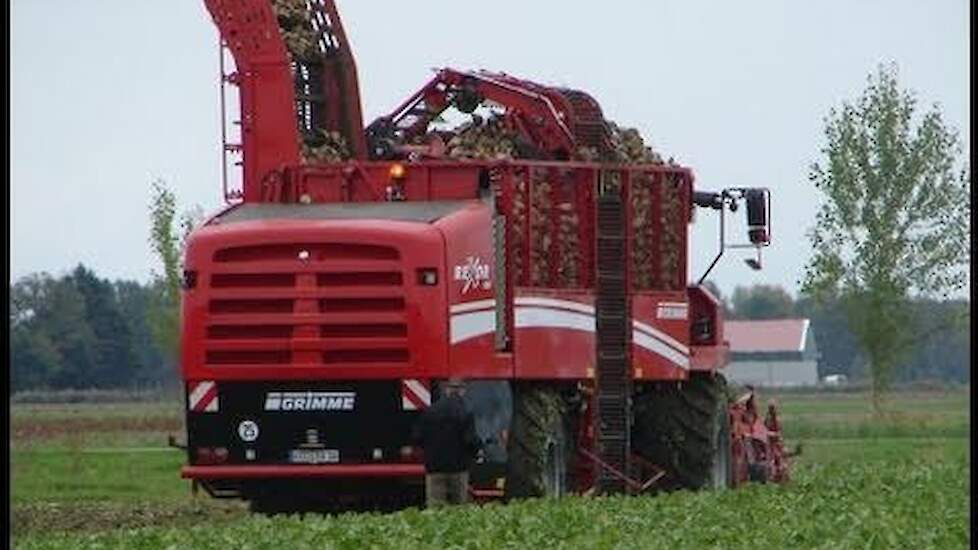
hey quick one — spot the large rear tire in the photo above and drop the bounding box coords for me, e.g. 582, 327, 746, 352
711, 394, 733, 489
632, 373, 730, 490
504, 383, 570, 499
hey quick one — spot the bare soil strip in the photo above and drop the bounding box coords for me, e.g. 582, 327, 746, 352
11, 501, 248, 538
11, 416, 183, 440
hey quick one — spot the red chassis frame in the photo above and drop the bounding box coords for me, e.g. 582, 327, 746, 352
729, 390, 794, 486
191, 0, 787, 492
180, 159, 732, 487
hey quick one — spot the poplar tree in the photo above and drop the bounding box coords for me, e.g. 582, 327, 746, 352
802, 63, 970, 412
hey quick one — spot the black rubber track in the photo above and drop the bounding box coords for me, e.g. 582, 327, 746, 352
632, 373, 728, 490
504, 383, 570, 499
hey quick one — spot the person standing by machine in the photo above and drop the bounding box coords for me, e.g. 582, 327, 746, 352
414, 378, 482, 507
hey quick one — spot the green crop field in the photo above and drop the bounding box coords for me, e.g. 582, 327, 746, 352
10, 388, 971, 549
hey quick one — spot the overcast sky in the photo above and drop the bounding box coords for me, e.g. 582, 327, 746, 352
10, 1, 970, 298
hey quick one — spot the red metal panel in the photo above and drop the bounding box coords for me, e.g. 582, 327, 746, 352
512, 290, 596, 380
630, 293, 690, 381
511, 289, 693, 380
437, 202, 511, 379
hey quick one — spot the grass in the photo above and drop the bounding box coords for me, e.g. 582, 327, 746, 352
10, 400, 183, 448
11, 447, 188, 503
771, 387, 970, 439
9, 388, 971, 549
783, 412, 970, 439
10, 400, 182, 423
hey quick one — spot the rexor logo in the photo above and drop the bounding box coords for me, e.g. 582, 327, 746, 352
453, 255, 491, 294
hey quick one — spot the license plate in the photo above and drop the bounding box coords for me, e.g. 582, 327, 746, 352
289, 449, 339, 464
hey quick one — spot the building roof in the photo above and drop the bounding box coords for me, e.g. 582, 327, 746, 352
725, 319, 811, 353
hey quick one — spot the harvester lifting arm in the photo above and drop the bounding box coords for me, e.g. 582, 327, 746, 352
695, 187, 772, 284
366, 68, 614, 161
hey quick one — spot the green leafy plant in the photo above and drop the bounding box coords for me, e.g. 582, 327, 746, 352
147, 180, 203, 362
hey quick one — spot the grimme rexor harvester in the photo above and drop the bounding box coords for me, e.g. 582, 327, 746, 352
179, 0, 793, 512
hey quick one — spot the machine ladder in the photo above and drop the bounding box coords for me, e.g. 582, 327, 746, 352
593, 183, 632, 494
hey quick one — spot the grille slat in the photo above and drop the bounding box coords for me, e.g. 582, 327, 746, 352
318, 272, 402, 286
206, 350, 291, 365
203, 338, 410, 352
206, 286, 404, 301
320, 324, 407, 338
323, 349, 409, 364
208, 325, 294, 340
211, 273, 296, 288
210, 299, 294, 314
210, 260, 402, 275
205, 312, 408, 326
320, 297, 405, 313
214, 243, 400, 263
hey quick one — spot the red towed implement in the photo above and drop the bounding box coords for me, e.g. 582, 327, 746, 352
178, 0, 794, 511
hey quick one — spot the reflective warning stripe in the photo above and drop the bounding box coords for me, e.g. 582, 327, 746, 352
188, 381, 219, 412
401, 379, 430, 410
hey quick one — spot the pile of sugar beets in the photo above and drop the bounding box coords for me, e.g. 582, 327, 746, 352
272, 0, 684, 290
272, 0, 352, 163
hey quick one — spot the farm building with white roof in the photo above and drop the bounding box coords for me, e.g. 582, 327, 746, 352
723, 319, 819, 388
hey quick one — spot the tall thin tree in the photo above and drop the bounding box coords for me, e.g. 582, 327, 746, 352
148, 180, 203, 363
802, 63, 970, 412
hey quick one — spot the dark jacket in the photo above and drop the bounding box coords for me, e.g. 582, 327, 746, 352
413, 394, 481, 473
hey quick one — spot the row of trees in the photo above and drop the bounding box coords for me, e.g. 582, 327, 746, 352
9, 180, 194, 393
9, 266, 173, 391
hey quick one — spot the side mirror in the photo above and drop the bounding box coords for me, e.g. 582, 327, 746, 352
745, 189, 769, 246
695, 186, 772, 284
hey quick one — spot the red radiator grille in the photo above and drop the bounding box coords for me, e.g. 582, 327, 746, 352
203, 243, 410, 368
214, 243, 400, 263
